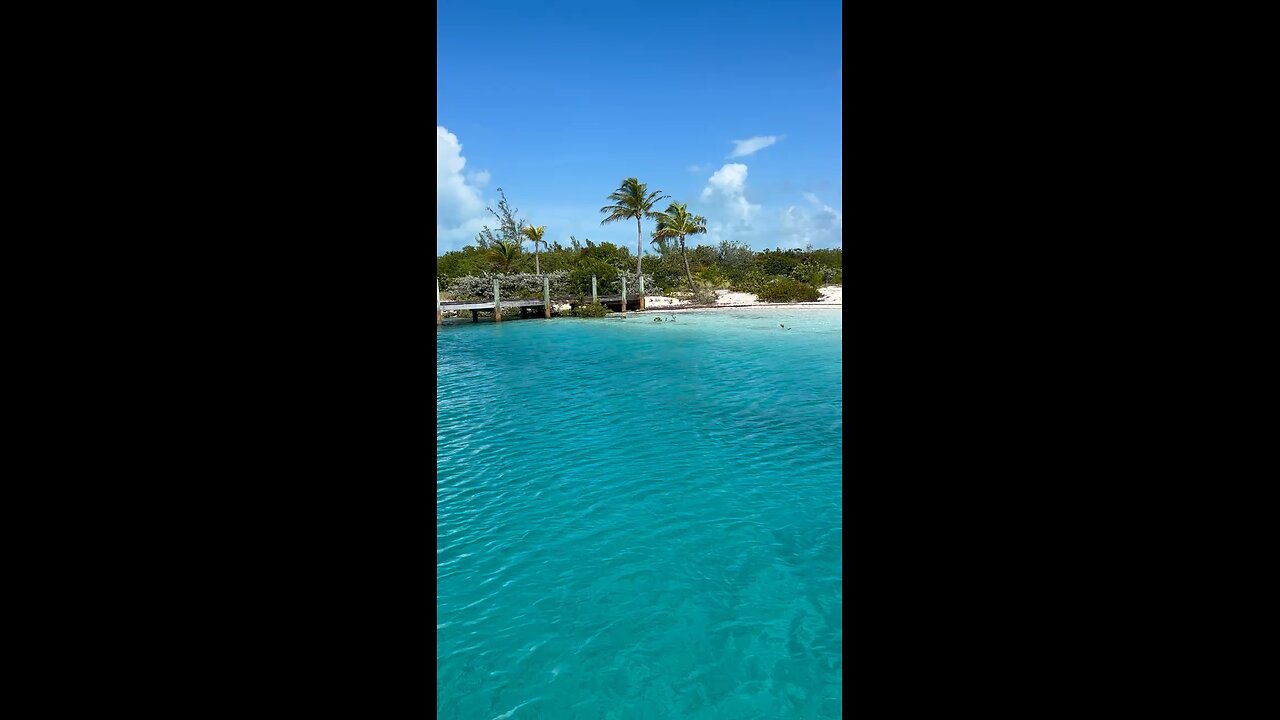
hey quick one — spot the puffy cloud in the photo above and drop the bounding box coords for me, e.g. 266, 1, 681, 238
699, 211, 835, 252
705, 163, 748, 194
437, 126, 490, 253
700, 163, 761, 223
777, 193, 842, 249
694, 184, 841, 251
728, 135, 780, 158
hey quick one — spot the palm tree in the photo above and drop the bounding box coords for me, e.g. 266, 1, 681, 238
521, 225, 548, 275
488, 238, 521, 273
652, 201, 707, 291
648, 234, 675, 257
600, 177, 669, 277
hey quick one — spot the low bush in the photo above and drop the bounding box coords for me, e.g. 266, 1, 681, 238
756, 278, 820, 303
691, 281, 720, 305
567, 260, 618, 297
567, 302, 610, 318
447, 271, 570, 300
789, 261, 840, 287
694, 267, 730, 289
730, 268, 772, 294
613, 270, 658, 296
756, 249, 802, 276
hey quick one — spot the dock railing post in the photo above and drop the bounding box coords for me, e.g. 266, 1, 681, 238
436, 277, 442, 326
638, 275, 646, 311
494, 279, 502, 323
621, 277, 627, 314
543, 276, 551, 319
592, 275, 597, 304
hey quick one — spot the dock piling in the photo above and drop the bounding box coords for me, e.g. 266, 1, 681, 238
494, 280, 502, 323
544, 276, 551, 319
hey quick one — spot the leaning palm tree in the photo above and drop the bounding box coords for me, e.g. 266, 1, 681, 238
488, 238, 521, 273
600, 177, 668, 277
521, 225, 548, 275
652, 201, 707, 291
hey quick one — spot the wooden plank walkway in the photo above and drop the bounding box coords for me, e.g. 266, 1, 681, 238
437, 276, 647, 325
440, 295, 636, 310
441, 299, 549, 311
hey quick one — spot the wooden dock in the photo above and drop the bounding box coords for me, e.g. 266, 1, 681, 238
437, 276, 648, 325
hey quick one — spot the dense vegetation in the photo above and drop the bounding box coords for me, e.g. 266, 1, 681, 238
437, 186, 841, 302
757, 278, 822, 303
565, 302, 610, 318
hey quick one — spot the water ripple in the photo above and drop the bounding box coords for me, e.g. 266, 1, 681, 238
438, 310, 842, 719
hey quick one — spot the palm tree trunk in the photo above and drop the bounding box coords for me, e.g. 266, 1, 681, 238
681, 235, 694, 291
535, 247, 540, 275
635, 215, 644, 278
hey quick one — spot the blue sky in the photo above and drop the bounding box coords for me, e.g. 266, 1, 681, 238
437, 0, 842, 255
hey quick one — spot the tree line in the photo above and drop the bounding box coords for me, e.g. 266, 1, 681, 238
437, 180, 841, 302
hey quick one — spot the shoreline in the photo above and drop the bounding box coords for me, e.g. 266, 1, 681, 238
640, 285, 842, 312
641, 303, 841, 312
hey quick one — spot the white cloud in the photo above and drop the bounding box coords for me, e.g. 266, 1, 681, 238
703, 163, 747, 195
700, 163, 761, 223
687, 163, 709, 173
467, 169, 490, 187
803, 192, 843, 231
693, 183, 840, 251
729, 135, 780, 158
777, 193, 842, 249
437, 126, 491, 253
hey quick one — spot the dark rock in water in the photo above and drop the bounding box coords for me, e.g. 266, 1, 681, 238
654, 317, 662, 322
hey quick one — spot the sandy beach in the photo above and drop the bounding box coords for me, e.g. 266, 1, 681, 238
441, 286, 842, 317
639, 285, 842, 311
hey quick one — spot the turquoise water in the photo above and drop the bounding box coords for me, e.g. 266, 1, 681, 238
437, 309, 842, 719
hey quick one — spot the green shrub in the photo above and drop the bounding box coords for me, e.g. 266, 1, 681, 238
789, 261, 830, 286
694, 267, 730, 289
642, 256, 685, 294
447, 271, 570, 300
731, 268, 772, 294
568, 302, 610, 318
757, 278, 821, 303
691, 281, 720, 305
567, 260, 619, 297
755, 249, 802, 276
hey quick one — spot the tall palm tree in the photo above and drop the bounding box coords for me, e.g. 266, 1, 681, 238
488, 238, 521, 273
600, 177, 668, 277
521, 225, 548, 275
652, 201, 707, 291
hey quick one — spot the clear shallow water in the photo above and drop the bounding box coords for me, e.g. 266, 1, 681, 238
438, 310, 842, 719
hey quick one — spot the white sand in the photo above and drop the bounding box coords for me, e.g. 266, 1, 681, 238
714, 290, 761, 305
710, 285, 842, 306
817, 285, 842, 303
633, 285, 842, 311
